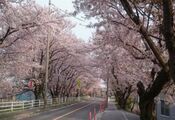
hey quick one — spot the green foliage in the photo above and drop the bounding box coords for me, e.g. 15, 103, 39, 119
126, 97, 133, 110
115, 96, 134, 111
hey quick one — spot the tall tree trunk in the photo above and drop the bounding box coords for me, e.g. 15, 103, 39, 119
130, 99, 135, 112
137, 69, 169, 120
117, 0, 173, 119
162, 0, 175, 82
118, 98, 127, 109
139, 99, 155, 120
114, 91, 128, 110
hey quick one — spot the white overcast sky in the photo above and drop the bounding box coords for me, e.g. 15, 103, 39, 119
36, 0, 95, 42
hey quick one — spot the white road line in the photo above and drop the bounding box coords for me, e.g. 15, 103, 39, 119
50, 101, 84, 112
53, 103, 93, 120
122, 111, 129, 120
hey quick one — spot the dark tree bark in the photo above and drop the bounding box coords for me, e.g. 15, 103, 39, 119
137, 69, 169, 120
118, 1, 173, 120
114, 85, 132, 110
111, 66, 133, 110
162, 0, 175, 82
34, 50, 45, 100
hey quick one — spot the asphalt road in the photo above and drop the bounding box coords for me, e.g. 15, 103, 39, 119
101, 101, 140, 120
26, 99, 102, 120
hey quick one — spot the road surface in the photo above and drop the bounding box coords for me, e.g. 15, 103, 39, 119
26, 99, 139, 120
26, 100, 101, 120
101, 101, 140, 120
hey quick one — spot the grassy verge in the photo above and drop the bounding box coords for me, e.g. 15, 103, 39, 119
0, 110, 35, 120
114, 99, 140, 115
0, 101, 79, 120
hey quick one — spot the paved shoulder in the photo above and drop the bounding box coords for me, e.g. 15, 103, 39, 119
26, 100, 102, 120
101, 102, 140, 120
123, 111, 140, 120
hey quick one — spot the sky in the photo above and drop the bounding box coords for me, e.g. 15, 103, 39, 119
36, 0, 95, 42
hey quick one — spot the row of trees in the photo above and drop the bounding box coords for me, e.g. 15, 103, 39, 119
73, 0, 175, 120
0, 0, 96, 101
2, 1, 174, 120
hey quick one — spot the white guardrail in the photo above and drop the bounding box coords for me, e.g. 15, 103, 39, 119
0, 97, 79, 113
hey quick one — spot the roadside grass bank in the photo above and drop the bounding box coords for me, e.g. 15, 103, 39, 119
0, 100, 80, 120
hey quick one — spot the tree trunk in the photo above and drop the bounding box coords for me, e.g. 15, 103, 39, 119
137, 69, 169, 120
130, 99, 135, 112
139, 99, 155, 120
118, 97, 127, 110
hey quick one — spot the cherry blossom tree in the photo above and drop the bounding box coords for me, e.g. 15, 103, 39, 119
90, 22, 152, 110
0, 0, 96, 102
73, 1, 175, 119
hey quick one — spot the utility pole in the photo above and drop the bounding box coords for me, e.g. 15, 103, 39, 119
44, 0, 51, 108
106, 68, 109, 107
77, 79, 81, 101
93, 88, 95, 99
78, 88, 80, 101
106, 56, 110, 108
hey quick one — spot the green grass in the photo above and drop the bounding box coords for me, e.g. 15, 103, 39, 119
0, 101, 79, 120
0, 111, 26, 120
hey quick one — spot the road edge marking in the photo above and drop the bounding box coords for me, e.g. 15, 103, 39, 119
53, 103, 93, 120
50, 101, 85, 112
121, 111, 129, 120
